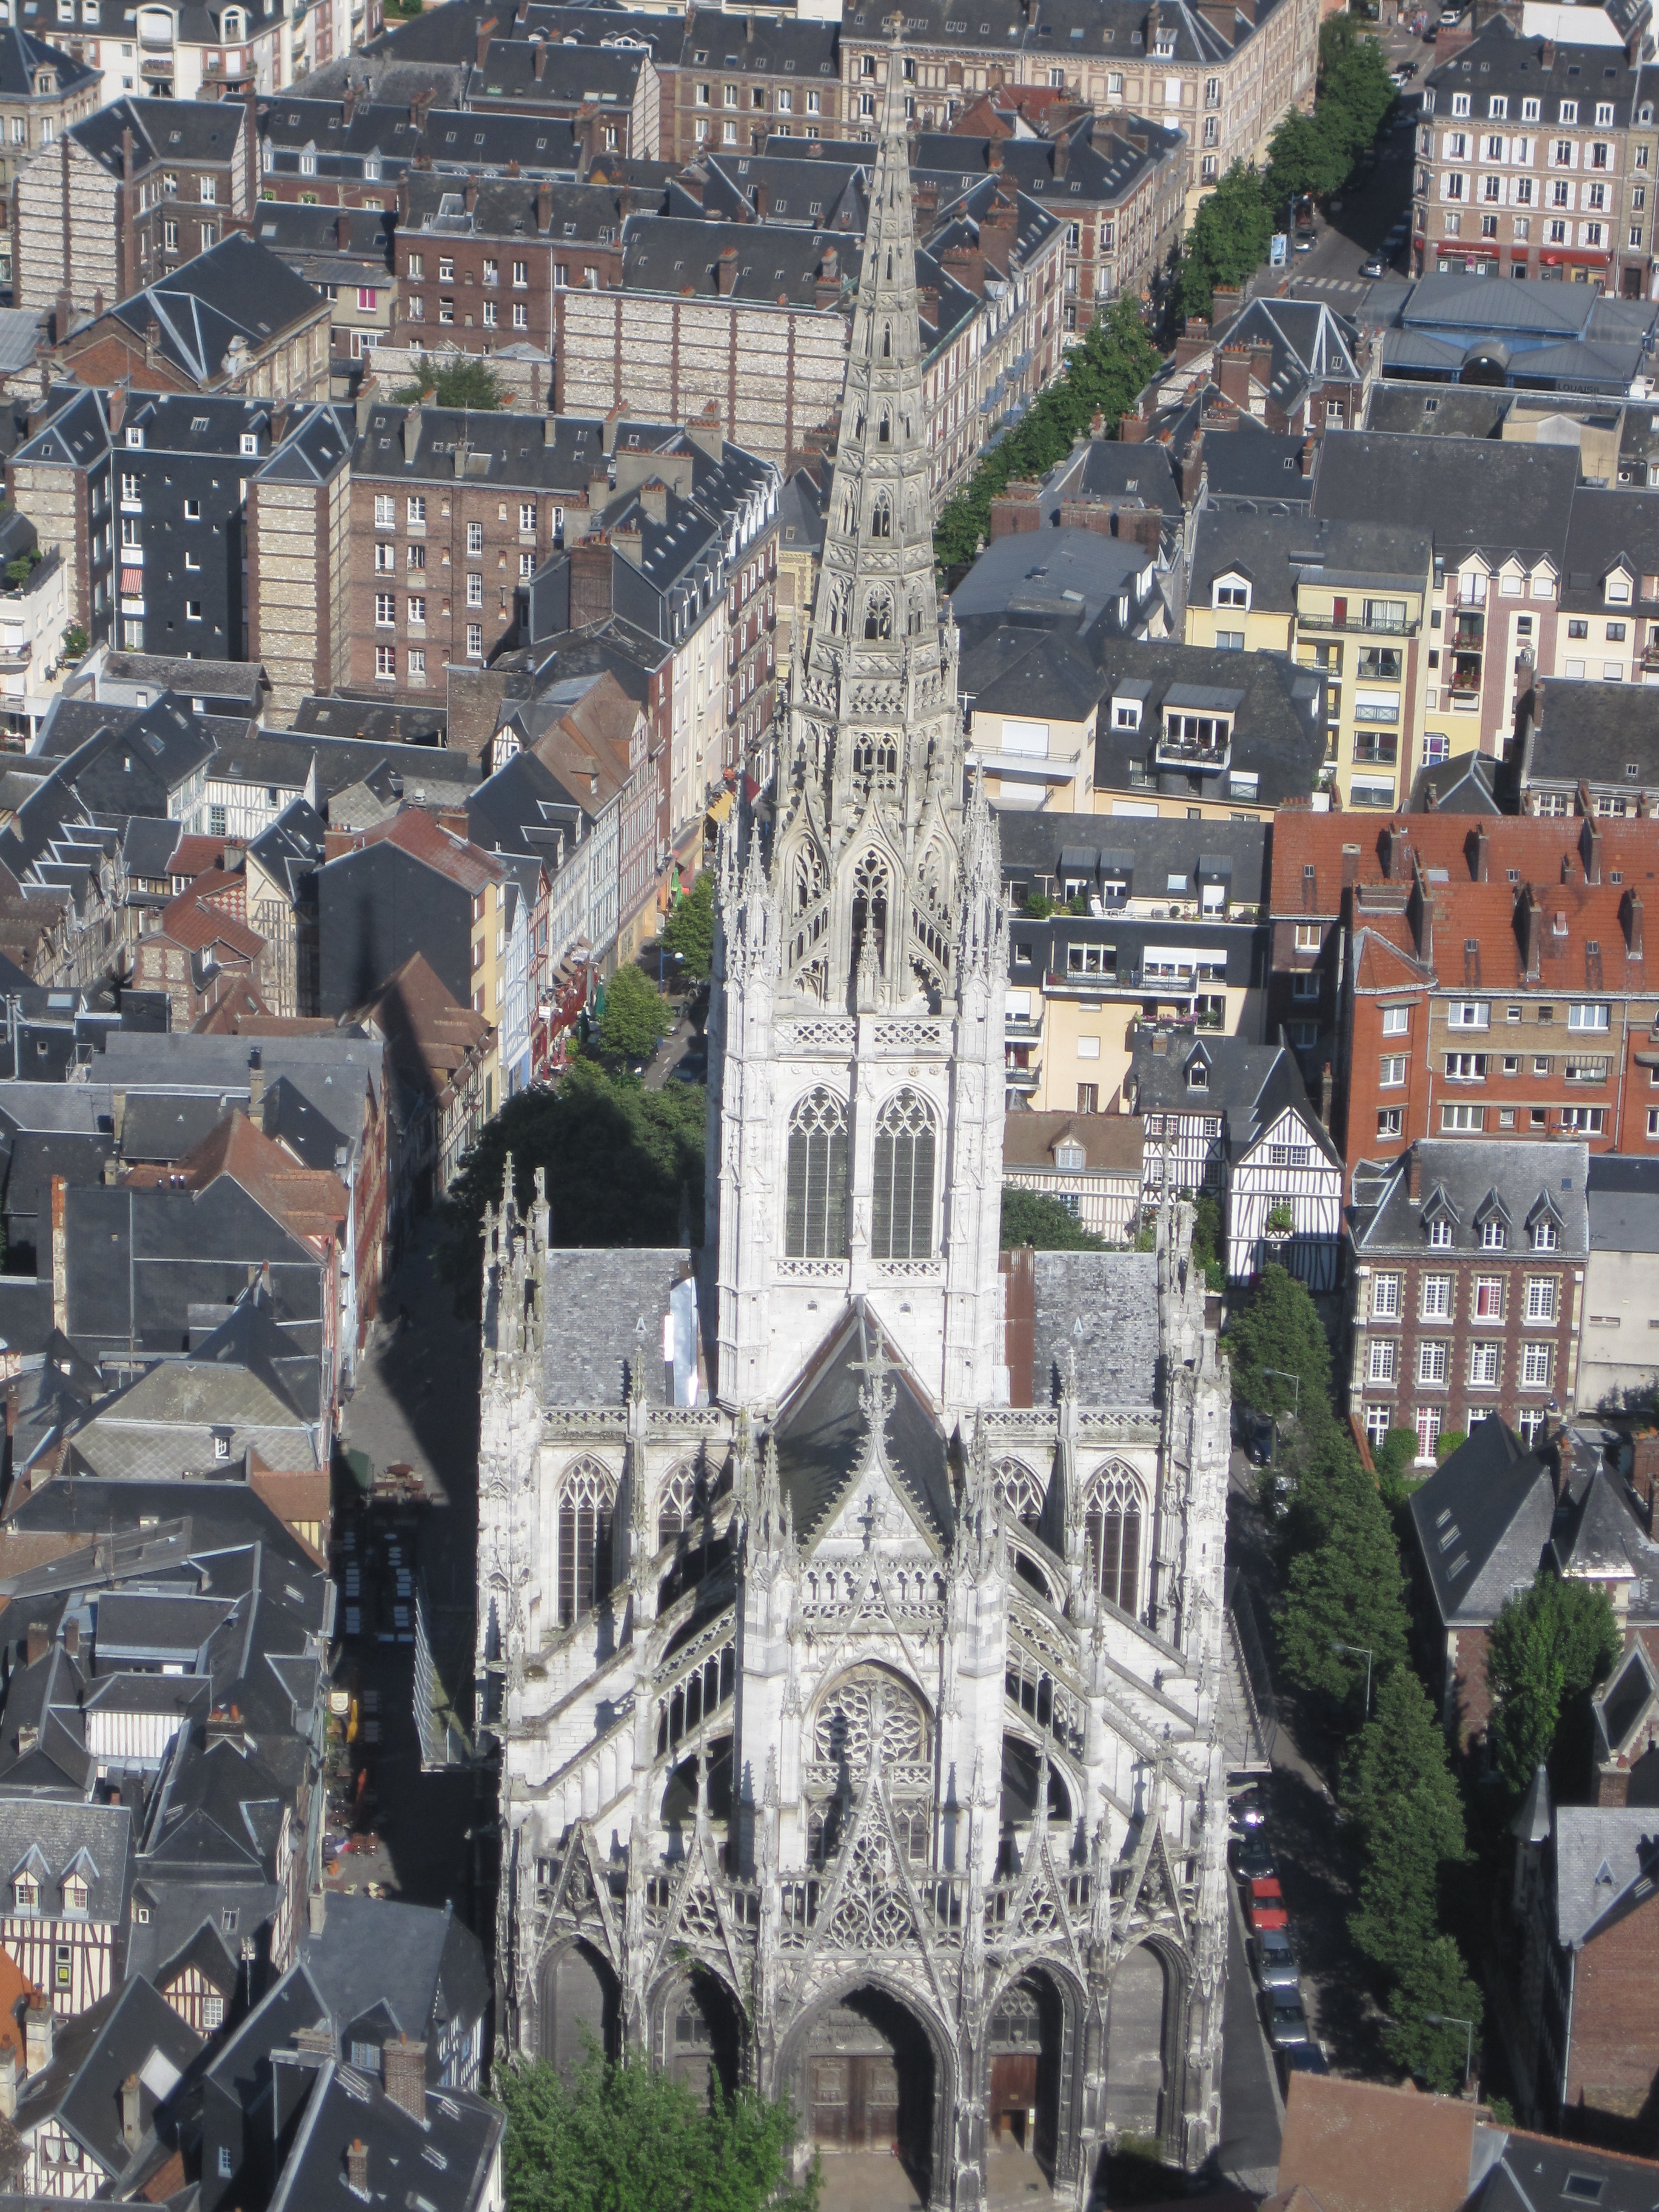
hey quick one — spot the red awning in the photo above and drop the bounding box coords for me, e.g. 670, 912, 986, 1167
1538, 249, 1612, 266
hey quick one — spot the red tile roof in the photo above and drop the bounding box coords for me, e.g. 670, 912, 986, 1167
346, 808, 507, 897
1270, 813, 1659, 918
1273, 2075, 1476, 2212
127, 1108, 346, 1247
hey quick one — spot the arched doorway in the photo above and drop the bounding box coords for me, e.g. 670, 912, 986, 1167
985, 1971, 1065, 2171
803, 1987, 935, 2176
538, 1940, 620, 2078
659, 1967, 745, 2103
1105, 1943, 1171, 2140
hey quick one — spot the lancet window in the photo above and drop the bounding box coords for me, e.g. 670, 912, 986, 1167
872, 1088, 936, 1261
785, 1088, 850, 1258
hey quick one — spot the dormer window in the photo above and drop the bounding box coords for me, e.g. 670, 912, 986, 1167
1112, 697, 1142, 730
13, 1875, 37, 1915
1429, 1217, 1453, 1247
1213, 574, 1250, 611
62, 1874, 87, 1917
1201, 881, 1226, 914
1605, 571, 1632, 605
1054, 1141, 1085, 1171
1186, 1059, 1209, 1092
1532, 1217, 1561, 1252
1480, 1218, 1506, 1249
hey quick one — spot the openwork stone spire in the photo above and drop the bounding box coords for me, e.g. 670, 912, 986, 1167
771, 18, 967, 1016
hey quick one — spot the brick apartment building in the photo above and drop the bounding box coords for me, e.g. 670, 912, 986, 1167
0, 28, 101, 295
256, 94, 580, 206
1413, 16, 1651, 295
14, 94, 257, 321
674, 6, 843, 159
1269, 811, 1659, 1167
463, 27, 660, 158
345, 396, 599, 692
392, 173, 628, 355
1347, 1137, 1589, 1461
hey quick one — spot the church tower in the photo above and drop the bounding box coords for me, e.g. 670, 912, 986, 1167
705, 26, 1005, 1415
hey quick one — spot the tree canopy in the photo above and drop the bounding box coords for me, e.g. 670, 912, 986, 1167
933, 298, 1163, 569
1222, 1262, 1332, 1414
1265, 17, 1395, 208
1486, 1571, 1620, 1798
391, 354, 506, 409
660, 871, 717, 984
1000, 1188, 1106, 1250
1346, 1666, 1470, 1980
497, 2045, 817, 2212
438, 1058, 704, 1308
1171, 163, 1275, 322
599, 964, 670, 1063
1276, 1423, 1409, 1702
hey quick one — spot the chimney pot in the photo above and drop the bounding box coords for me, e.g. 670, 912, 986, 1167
121, 2071, 142, 2151
346, 2139, 369, 2197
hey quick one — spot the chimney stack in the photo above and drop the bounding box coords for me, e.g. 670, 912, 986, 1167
63, 1618, 78, 1660
1406, 1144, 1422, 1203
533, 39, 547, 78
1581, 815, 1603, 886
24, 1623, 46, 1667
1520, 885, 1542, 980
474, 13, 496, 67
25, 2007, 52, 2077
464, 173, 479, 212
537, 178, 552, 233
346, 2140, 370, 2197
1475, 824, 1489, 882
1627, 888, 1644, 962
382, 2037, 427, 2120
121, 2071, 142, 2151
0, 2051, 15, 2120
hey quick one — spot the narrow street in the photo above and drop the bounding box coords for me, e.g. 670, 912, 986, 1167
326, 1225, 489, 1930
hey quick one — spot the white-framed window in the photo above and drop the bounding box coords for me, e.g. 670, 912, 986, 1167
1480, 1218, 1506, 1250
1380, 1054, 1407, 1087
1468, 1341, 1501, 1387
1560, 1105, 1606, 1133
1415, 1404, 1444, 1461
375, 592, 394, 626
1382, 1005, 1410, 1036
375, 645, 395, 679
1367, 1339, 1398, 1384
466, 623, 483, 659
1526, 1276, 1558, 1322
1646, 1107, 1659, 1139
408, 649, 426, 682
1372, 1272, 1403, 1319
1295, 923, 1321, 951
1445, 1053, 1486, 1081
1518, 1408, 1548, 1445
1429, 1216, 1454, 1248
1447, 1000, 1489, 1029
466, 573, 483, 608
1364, 1403, 1393, 1448
1378, 1108, 1403, 1138
1421, 1275, 1452, 1320
1213, 575, 1250, 609
1568, 1000, 1610, 1030
408, 495, 426, 526
1418, 1339, 1449, 1385
1531, 1217, 1560, 1252
1521, 1341, 1553, 1389
406, 595, 425, 625
1442, 1104, 1484, 1131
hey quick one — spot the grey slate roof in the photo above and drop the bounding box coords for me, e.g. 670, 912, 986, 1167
1352, 1138, 1590, 1261
0, 1798, 132, 1919
1586, 1153, 1659, 1254
14, 1974, 200, 2187
1553, 1805, 1659, 1947
295, 1894, 489, 2067
994, 808, 1270, 907
951, 529, 1152, 629
266, 2058, 503, 2212
538, 1247, 696, 1405
1407, 1419, 1558, 1628
772, 1302, 952, 1547
1311, 429, 1580, 567
104, 233, 324, 388
1407, 748, 1506, 814
1030, 1251, 1159, 1406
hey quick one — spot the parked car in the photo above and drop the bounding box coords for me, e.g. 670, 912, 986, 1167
1229, 1788, 1269, 1834
1251, 1928, 1302, 1993
1242, 1411, 1276, 1465
1279, 2042, 1330, 2086
1362, 256, 1386, 278
1401, 58, 1418, 75
1294, 233, 1316, 252
1247, 1893, 1290, 1934
1232, 1834, 1275, 1880
1261, 1991, 1313, 2047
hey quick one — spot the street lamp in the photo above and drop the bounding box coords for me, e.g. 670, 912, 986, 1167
1259, 1367, 1302, 1417
1330, 1639, 1374, 1720
1424, 2013, 1475, 2092
659, 945, 684, 999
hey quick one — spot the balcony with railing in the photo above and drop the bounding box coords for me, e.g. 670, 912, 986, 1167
1296, 602, 1417, 638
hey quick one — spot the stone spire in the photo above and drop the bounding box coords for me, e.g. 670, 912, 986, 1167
768, 17, 967, 1016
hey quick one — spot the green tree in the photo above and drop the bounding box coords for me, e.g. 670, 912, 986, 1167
1264, 107, 1349, 205
1171, 161, 1274, 323
660, 871, 717, 984
1381, 1937, 1485, 2095
933, 297, 1162, 569
497, 2043, 818, 2212
1345, 1668, 1469, 1984
438, 1059, 705, 1307
599, 962, 669, 1063
60, 624, 88, 661
1221, 1262, 1331, 1415
1277, 1438, 1409, 1701
391, 354, 506, 409
4, 554, 33, 591
1000, 1188, 1106, 1251
1486, 1572, 1620, 1798
1191, 1191, 1225, 1291
1373, 1423, 1419, 1503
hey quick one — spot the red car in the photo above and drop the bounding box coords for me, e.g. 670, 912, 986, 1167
1248, 1877, 1284, 1903
1249, 1897, 1290, 1932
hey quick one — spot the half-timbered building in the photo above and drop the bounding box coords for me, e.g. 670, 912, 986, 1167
0, 1802, 132, 2021
477, 37, 1233, 2207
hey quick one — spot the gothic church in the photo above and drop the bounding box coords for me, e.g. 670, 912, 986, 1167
475, 36, 1233, 2200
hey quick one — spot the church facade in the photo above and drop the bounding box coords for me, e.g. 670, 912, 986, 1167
474, 34, 1233, 2203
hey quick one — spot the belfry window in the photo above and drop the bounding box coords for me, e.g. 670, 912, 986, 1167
870, 491, 891, 540
864, 588, 893, 640
1085, 1464, 1143, 1614
557, 1456, 617, 1627
872, 1089, 936, 1261
851, 850, 890, 979
785, 1088, 849, 1258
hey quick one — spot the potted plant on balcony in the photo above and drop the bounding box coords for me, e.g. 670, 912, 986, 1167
1264, 1202, 1294, 1240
